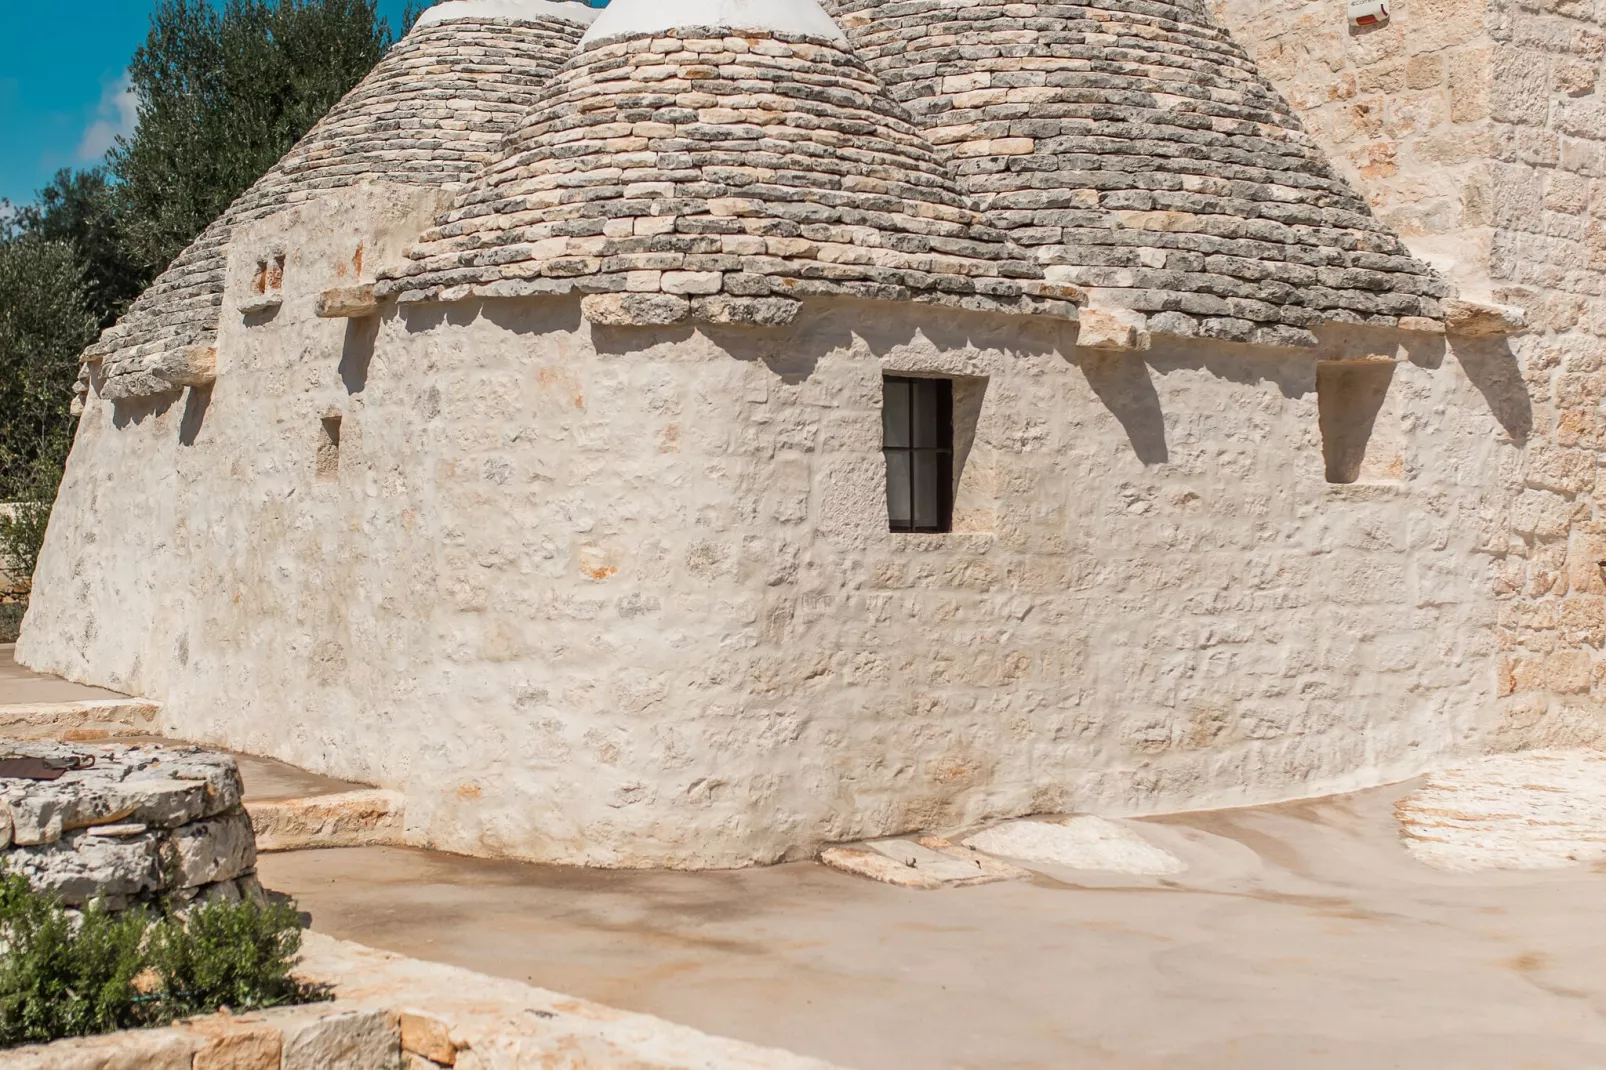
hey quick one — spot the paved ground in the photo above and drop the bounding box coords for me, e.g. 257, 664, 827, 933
0, 643, 125, 703
259, 784, 1606, 1070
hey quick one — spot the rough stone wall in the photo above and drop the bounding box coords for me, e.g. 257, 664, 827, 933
22, 178, 1511, 866
1481, 0, 1606, 748
1, 743, 258, 911
1205, 0, 1498, 297
1209, 0, 1606, 748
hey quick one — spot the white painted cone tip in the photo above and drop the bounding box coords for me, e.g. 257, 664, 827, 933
416, 0, 603, 29
580, 0, 848, 44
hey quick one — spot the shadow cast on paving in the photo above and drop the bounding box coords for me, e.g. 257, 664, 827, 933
257, 782, 1606, 1070
0, 644, 128, 704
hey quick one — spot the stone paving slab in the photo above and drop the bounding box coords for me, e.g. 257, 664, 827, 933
821, 835, 1028, 888
1397, 749, 1606, 872
251, 789, 407, 852
0, 699, 161, 741
963, 815, 1189, 876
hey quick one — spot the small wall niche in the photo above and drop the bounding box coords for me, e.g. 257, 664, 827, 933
1317, 359, 1401, 485
252, 254, 286, 296
315, 415, 342, 482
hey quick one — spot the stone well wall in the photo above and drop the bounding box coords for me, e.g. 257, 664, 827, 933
1, 743, 259, 910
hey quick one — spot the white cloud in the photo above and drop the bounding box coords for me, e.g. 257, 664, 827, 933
76, 73, 138, 163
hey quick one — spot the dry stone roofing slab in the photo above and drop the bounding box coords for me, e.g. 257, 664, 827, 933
380, 13, 1079, 326
87, 6, 593, 402
826, 0, 1448, 346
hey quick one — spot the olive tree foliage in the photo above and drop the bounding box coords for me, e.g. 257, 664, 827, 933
0, 239, 98, 586
12, 169, 146, 331
109, 0, 398, 277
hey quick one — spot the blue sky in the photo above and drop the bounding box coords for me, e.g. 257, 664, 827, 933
0, 1, 421, 208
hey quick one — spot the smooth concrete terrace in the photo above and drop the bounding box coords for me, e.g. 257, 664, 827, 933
258, 783, 1606, 1070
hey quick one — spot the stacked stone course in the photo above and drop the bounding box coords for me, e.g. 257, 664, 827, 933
86, 11, 591, 403
379, 28, 1081, 324
1, 742, 259, 911
827, 0, 1448, 345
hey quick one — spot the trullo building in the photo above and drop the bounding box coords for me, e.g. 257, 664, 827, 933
17, 0, 1601, 868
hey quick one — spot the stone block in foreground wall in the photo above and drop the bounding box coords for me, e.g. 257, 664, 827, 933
0, 742, 260, 910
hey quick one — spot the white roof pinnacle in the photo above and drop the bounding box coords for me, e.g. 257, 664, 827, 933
416, 0, 602, 29
579, 0, 847, 44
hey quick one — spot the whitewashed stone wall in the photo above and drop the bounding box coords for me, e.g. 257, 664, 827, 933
1211, 0, 1606, 750
18, 180, 1516, 866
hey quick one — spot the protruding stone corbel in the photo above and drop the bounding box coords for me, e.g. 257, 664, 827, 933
239, 294, 283, 315
1397, 316, 1445, 335
149, 345, 217, 389
1076, 308, 1149, 351
1442, 299, 1527, 338
316, 284, 378, 319
581, 293, 690, 326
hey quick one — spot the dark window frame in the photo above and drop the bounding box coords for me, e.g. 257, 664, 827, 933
882, 375, 954, 533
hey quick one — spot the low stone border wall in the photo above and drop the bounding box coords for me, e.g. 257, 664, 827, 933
1, 742, 257, 909
4, 931, 850, 1069
0, 698, 161, 742
4, 1002, 396, 1070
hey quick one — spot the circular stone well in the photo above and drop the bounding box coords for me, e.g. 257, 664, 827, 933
0, 742, 260, 910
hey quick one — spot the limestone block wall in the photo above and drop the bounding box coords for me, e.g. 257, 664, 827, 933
1205, 0, 1498, 296
1213, 0, 1606, 749
1480, 0, 1606, 748
20, 172, 1516, 862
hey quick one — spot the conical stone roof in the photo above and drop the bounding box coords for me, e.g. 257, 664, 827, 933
89, 1, 597, 402
826, 0, 1448, 346
378, 0, 1079, 326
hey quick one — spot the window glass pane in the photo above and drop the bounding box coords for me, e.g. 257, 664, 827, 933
883, 379, 911, 448
912, 378, 940, 448
913, 451, 942, 530
885, 450, 912, 529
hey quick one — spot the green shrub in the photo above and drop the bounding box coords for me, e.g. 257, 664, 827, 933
0, 873, 325, 1049
0, 501, 52, 594
0, 874, 150, 1046
0, 600, 25, 643
147, 896, 315, 1019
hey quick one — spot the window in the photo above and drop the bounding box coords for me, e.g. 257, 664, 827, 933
883, 376, 953, 533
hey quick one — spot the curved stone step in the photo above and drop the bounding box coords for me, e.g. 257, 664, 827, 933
249, 789, 407, 852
